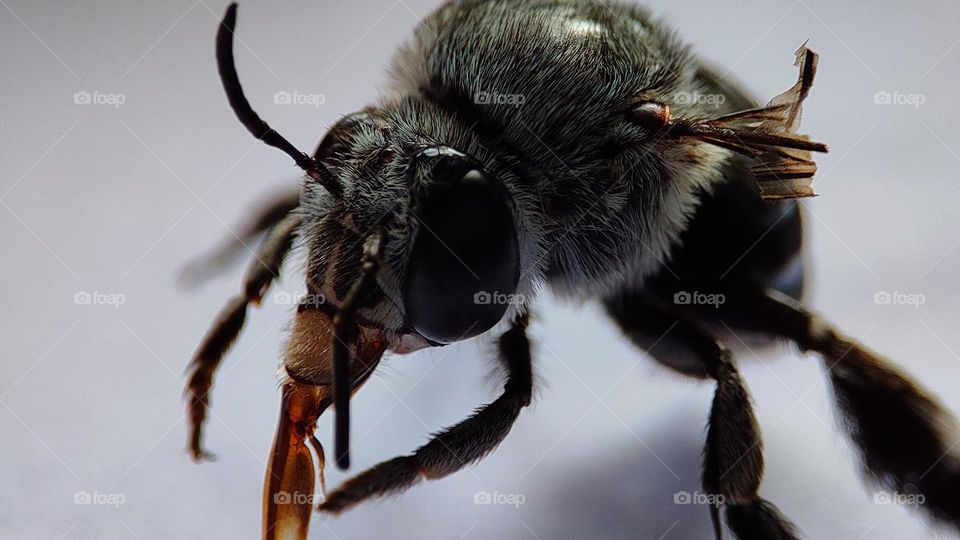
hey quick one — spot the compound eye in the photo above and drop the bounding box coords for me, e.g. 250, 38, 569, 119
627, 101, 670, 134
403, 153, 520, 344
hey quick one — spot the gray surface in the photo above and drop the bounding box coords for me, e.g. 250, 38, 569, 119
2, 0, 960, 538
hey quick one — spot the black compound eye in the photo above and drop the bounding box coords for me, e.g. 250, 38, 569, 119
403, 150, 520, 344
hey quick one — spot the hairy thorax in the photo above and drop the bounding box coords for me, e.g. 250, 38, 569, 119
382, 0, 732, 301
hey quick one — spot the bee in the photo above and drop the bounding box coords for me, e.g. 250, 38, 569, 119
185, 2, 960, 538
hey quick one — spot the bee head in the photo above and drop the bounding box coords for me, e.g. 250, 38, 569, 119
302, 110, 521, 347
216, 3, 529, 352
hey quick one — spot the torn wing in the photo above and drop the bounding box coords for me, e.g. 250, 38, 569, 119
668, 44, 829, 199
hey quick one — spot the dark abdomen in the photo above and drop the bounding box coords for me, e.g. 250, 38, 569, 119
646, 160, 806, 302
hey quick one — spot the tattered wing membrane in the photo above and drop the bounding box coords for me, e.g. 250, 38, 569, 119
674, 44, 828, 200
749, 146, 819, 199
715, 45, 824, 199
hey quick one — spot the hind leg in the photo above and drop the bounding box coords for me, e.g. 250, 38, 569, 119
712, 289, 960, 531
606, 291, 800, 540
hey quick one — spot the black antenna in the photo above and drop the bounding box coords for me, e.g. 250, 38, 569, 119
330, 233, 383, 469
216, 3, 343, 197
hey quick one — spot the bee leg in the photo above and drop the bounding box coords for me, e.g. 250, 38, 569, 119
735, 290, 960, 531
185, 213, 302, 460
605, 294, 799, 540
317, 312, 533, 515
179, 187, 300, 288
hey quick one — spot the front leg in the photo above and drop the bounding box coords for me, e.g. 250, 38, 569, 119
317, 312, 534, 514
186, 212, 301, 460
606, 292, 799, 540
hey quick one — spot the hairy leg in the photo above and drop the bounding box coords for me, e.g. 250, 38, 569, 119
317, 312, 534, 514
179, 187, 300, 288
730, 290, 960, 531
606, 293, 799, 540
185, 212, 301, 460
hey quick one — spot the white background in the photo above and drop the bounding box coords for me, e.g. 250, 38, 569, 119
2, 1, 960, 538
